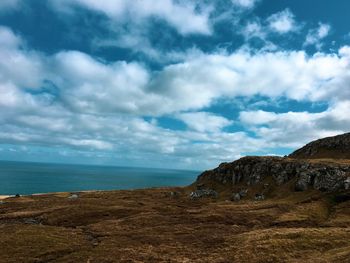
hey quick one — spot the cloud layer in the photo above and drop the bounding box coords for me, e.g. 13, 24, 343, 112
0, 1, 348, 169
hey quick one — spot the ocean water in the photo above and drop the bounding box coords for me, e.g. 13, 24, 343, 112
0, 161, 200, 195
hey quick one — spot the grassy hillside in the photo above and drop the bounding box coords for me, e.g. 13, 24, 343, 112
0, 187, 349, 262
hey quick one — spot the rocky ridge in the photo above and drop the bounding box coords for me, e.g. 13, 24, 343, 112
289, 132, 350, 159
192, 133, 350, 200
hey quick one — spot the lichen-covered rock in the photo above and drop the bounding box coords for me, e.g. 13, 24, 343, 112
313, 168, 346, 192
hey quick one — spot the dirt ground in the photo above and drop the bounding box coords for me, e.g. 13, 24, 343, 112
0, 188, 349, 263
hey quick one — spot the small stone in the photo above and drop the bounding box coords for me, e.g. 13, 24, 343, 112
239, 189, 248, 197
231, 193, 241, 202
254, 193, 265, 201
68, 194, 79, 200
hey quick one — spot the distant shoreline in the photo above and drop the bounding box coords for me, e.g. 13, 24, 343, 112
0, 187, 184, 200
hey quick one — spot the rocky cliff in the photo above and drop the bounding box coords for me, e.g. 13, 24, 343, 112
193, 133, 350, 200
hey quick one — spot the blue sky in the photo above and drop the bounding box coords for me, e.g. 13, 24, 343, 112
0, 0, 350, 169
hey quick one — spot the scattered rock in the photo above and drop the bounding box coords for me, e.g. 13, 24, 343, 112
239, 189, 248, 197
190, 189, 218, 199
15, 194, 21, 198
68, 193, 79, 200
231, 193, 241, 202
254, 194, 265, 201
23, 218, 41, 225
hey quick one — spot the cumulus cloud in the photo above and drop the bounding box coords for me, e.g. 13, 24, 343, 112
241, 20, 266, 40
239, 100, 350, 148
176, 112, 232, 132
0, 26, 45, 89
50, 0, 212, 35
1, 19, 350, 168
267, 9, 298, 34
148, 47, 350, 112
304, 23, 331, 49
231, 0, 259, 9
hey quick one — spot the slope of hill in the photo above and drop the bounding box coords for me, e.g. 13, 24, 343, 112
289, 133, 350, 159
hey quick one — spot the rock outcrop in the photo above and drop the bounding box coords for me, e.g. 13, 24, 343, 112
195, 156, 350, 194
289, 132, 350, 159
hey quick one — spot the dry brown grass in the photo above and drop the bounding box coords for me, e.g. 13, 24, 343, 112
0, 187, 349, 263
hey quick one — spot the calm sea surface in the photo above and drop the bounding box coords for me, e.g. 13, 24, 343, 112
0, 161, 200, 195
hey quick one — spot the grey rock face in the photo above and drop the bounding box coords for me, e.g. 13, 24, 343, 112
196, 156, 350, 193
313, 168, 346, 192
345, 177, 350, 190
295, 172, 312, 191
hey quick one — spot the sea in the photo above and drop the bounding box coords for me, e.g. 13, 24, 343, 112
0, 161, 200, 195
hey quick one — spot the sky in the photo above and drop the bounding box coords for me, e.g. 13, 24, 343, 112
0, 0, 350, 170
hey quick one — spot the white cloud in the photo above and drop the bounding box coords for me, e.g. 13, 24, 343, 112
148, 47, 350, 112
0, 26, 20, 47
2, 24, 350, 168
304, 23, 331, 48
0, 26, 45, 89
231, 0, 259, 9
241, 20, 266, 40
176, 112, 232, 132
239, 100, 350, 148
51, 0, 212, 35
267, 9, 297, 34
